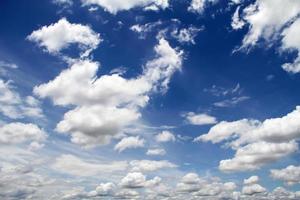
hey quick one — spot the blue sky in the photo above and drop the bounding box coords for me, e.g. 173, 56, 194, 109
1, 0, 300, 199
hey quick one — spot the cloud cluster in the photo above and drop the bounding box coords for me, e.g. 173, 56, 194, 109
197, 106, 300, 172
32, 19, 183, 148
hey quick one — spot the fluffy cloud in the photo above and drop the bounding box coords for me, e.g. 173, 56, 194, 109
34, 37, 183, 148
130, 159, 177, 172
114, 136, 145, 152
184, 112, 217, 125
0, 122, 46, 144
270, 165, 300, 186
120, 172, 161, 188
52, 154, 128, 176
241, 175, 267, 196
0, 80, 43, 119
219, 141, 298, 172
81, 0, 169, 14
194, 119, 257, 143
146, 148, 166, 156
188, 0, 218, 14
88, 182, 116, 196
234, 0, 300, 73
242, 184, 266, 195
243, 175, 259, 185
155, 130, 176, 142
197, 106, 300, 172
28, 18, 101, 57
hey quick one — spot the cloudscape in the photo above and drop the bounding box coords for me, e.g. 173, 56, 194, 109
1, 0, 300, 199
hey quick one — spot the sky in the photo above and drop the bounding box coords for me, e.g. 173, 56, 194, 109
1, 0, 300, 199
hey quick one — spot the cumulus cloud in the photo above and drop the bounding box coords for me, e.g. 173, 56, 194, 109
130, 159, 177, 172
114, 136, 145, 152
242, 184, 266, 195
155, 130, 176, 142
88, 182, 116, 197
81, 0, 169, 14
28, 18, 101, 57
220, 141, 298, 172
52, 154, 128, 176
120, 172, 161, 189
271, 165, 300, 186
146, 148, 166, 156
0, 122, 46, 144
197, 106, 300, 172
243, 175, 259, 185
183, 112, 217, 125
34, 38, 183, 148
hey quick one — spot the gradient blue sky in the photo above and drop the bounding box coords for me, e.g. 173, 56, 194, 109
1, 0, 300, 199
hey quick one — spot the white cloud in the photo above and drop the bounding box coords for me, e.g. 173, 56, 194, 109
27, 18, 101, 57
188, 0, 218, 14
219, 141, 298, 172
0, 80, 43, 119
171, 26, 202, 45
130, 159, 177, 172
88, 182, 116, 196
120, 172, 161, 189
234, 0, 300, 73
114, 136, 145, 152
52, 0, 73, 6
155, 130, 176, 142
195, 119, 258, 143
52, 154, 128, 176
0, 122, 46, 144
243, 176, 259, 185
184, 112, 217, 125
270, 165, 300, 186
213, 96, 250, 107
231, 6, 245, 30
236, 0, 300, 50
281, 18, 300, 73
197, 106, 300, 172
34, 38, 183, 148
146, 148, 166, 156
242, 184, 266, 195
181, 173, 201, 185
81, 0, 169, 14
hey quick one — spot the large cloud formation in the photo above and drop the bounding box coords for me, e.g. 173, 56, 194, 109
196, 106, 300, 172
31, 19, 183, 148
